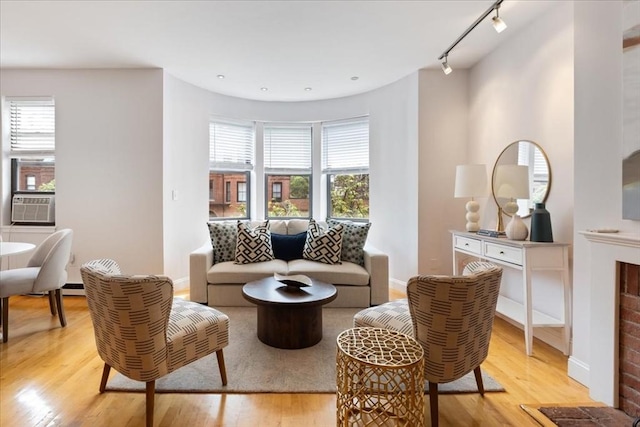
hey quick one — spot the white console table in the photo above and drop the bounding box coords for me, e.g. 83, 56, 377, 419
450, 230, 571, 356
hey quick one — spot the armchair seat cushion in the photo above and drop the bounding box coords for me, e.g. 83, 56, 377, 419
353, 298, 414, 336
0, 267, 40, 297
167, 298, 230, 371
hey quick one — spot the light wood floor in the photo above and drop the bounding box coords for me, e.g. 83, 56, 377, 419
0, 289, 593, 427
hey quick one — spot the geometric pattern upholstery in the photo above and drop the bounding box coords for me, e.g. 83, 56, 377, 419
207, 221, 238, 264
234, 221, 274, 264
353, 298, 414, 337
406, 266, 503, 384
303, 219, 343, 265
81, 259, 229, 382
327, 219, 371, 266
352, 261, 499, 340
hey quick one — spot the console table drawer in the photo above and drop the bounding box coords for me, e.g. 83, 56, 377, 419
454, 236, 482, 255
484, 242, 523, 265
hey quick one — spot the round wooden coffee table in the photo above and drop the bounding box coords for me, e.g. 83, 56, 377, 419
242, 276, 337, 349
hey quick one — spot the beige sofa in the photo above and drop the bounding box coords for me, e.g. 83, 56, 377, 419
190, 219, 389, 308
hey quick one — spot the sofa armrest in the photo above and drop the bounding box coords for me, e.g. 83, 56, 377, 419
189, 243, 213, 303
363, 245, 389, 306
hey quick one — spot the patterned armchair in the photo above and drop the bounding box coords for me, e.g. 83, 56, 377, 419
81, 259, 229, 427
406, 264, 503, 427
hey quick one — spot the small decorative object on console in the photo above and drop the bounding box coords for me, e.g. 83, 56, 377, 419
477, 229, 505, 238
505, 214, 529, 241
274, 272, 312, 288
530, 203, 553, 242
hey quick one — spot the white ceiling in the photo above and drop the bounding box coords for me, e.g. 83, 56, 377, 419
0, 1, 555, 102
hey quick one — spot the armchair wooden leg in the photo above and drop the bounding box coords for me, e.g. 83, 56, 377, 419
429, 381, 439, 427
216, 349, 228, 385
99, 363, 111, 393
473, 366, 485, 396
2, 297, 9, 343
48, 291, 57, 316
54, 289, 67, 327
146, 381, 155, 427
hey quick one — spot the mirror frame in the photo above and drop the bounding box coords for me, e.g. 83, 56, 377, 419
491, 140, 552, 219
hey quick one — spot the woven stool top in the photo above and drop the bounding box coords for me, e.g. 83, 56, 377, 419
337, 327, 423, 367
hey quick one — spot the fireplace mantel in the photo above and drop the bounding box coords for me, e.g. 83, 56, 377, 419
580, 230, 640, 407
580, 231, 640, 248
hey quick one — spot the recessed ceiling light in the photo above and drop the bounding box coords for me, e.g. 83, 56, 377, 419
217, 74, 225, 79
351, 76, 359, 81
304, 87, 312, 91
260, 87, 268, 91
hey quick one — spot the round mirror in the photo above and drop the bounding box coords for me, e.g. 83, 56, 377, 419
492, 140, 551, 218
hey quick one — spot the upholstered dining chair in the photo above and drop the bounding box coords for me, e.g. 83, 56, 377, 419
80, 259, 229, 427
406, 264, 503, 427
0, 228, 73, 343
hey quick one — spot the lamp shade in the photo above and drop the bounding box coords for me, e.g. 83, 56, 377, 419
454, 164, 488, 198
495, 165, 530, 199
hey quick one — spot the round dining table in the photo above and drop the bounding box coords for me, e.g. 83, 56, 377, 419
0, 242, 36, 258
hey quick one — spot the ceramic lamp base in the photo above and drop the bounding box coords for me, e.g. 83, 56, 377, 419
465, 200, 480, 232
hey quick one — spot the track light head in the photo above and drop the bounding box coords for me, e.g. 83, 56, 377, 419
492, 6, 507, 33
441, 57, 452, 75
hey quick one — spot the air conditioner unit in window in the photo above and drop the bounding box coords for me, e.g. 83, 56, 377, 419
11, 194, 55, 225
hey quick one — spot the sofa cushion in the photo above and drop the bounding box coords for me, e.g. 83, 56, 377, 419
327, 219, 371, 266
288, 259, 369, 286
287, 219, 318, 235
207, 221, 238, 264
207, 259, 288, 284
303, 219, 343, 265
271, 232, 306, 261
234, 221, 274, 264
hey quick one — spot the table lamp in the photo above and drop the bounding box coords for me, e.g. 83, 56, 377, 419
454, 164, 488, 232
495, 165, 530, 239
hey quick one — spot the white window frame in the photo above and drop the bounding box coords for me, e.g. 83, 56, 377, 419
322, 116, 370, 220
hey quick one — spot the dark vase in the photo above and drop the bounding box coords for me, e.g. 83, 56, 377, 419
530, 203, 553, 242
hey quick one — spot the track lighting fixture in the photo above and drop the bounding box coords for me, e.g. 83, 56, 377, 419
441, 56, 452, 75
492, 4, 507, 33
438, 0, 507, 75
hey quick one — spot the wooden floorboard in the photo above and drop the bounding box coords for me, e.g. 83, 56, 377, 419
0, 289, 594, 426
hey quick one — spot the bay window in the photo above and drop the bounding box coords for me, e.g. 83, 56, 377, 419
209, 119, 254, 219
322, 117, 370, 219
263, 123, 312, 218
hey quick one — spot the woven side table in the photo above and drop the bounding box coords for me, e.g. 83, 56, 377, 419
336, 327, 424, 426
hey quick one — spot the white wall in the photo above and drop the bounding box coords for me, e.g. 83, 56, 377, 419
466, 2, 575, 351
0, 69, 165, 282
418, 69, 469, 276
570, 0, 640, 387
162, 73, 209, 286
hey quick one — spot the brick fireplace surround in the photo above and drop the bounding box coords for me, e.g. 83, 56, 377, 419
620, 262, 640, 417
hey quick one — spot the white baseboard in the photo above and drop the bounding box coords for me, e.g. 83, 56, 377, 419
389, 278, 406, 295
173, 276, 189, 293
568, 356, 590, 387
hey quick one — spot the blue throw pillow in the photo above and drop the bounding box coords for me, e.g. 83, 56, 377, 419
271, 232, 307, 261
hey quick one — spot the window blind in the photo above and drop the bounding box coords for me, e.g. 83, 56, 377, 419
209, 119, 255, 170
263, 123, 312, 173
322, 116, 369, 174
9, 98, 55, 157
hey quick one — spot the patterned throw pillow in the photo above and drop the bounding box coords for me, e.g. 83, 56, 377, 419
303, 219, 344, 265
234, 221, 274, 264
207, 221, 238, 264
327, 219, 371, 266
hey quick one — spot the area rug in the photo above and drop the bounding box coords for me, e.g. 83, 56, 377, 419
106, 307, 505, 394
520, 403, 637, 426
